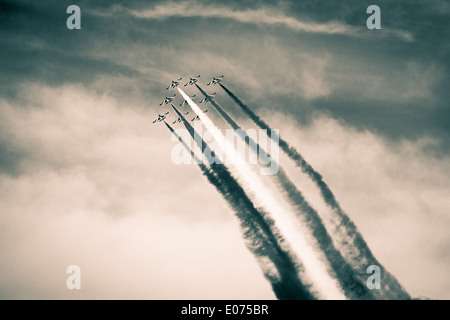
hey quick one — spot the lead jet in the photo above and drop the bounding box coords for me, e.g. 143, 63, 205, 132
159, 94, 176, 106
166, 78, 182, 90
198, 92, 216, 103
207, 75, 224, 85
153, 112, 169, 123
184, 75, 200, 86
179, 94, 196, 107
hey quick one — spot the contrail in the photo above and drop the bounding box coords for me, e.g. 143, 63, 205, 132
196, 84, 373, 299
165, 118, 312, 299
179, 88, 346, 300
219, 83, 410, 299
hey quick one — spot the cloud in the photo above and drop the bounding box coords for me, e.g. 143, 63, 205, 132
159, 38, 333, 100
327, 60, 444, 104
130, 2, 354, 35
123, 1, 413, 41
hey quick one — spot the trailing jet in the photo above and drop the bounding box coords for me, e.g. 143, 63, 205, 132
189, 109, 207, 122
159, 94, 176, 106
198, 92, 216, 103
166, 78, 182, 90
172, 111, 189, 124
153, 112, 169, 123
179, 94, 196, 107
184, 75, 200, 86
207, 75, 224, 85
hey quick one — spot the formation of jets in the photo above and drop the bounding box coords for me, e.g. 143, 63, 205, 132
166, 78, 182, 90
207, 75, 224, 85
154, 75, 222, 125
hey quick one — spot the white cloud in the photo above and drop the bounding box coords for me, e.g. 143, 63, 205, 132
130, 2, 354, 35
122, 2, 413, 41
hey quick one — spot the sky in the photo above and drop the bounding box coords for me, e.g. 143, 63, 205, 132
0, 0, 449, 299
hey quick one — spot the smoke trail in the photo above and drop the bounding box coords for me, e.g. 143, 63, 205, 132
165, 119, 312, 299
179, 88, 346, 300
196, 84, 373, 299
219, 83, 410, 299
164, 121, 202, 164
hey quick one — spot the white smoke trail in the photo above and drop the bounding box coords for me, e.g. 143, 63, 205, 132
178, 88, 346, 300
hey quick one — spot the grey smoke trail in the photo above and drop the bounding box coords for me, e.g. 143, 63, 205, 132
166, 111, 313, 299
219, 83, 410, 299
196, 84, 373, 299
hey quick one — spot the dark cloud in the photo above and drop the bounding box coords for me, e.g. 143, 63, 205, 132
1, 0, 448, 176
